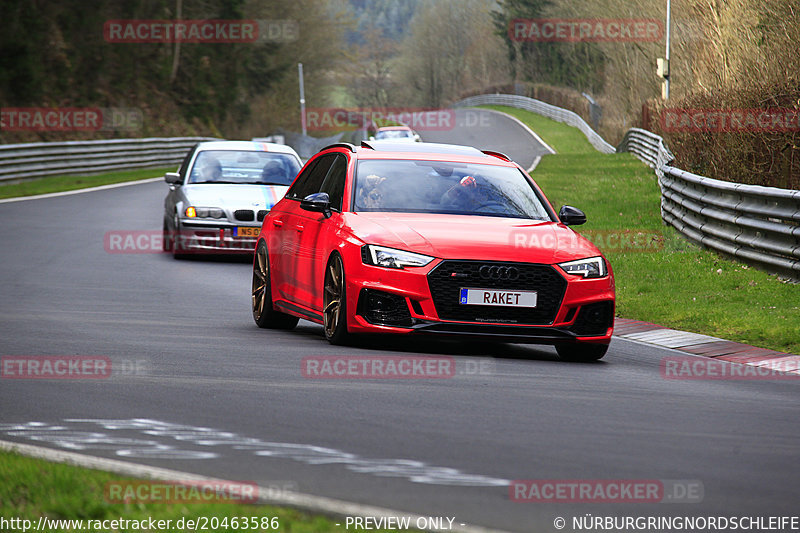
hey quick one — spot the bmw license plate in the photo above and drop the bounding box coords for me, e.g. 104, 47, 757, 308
234, 227, 259, 238
459, 288, 537, 308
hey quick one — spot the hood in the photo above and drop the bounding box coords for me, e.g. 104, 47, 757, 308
343, 212, 602, 264
182, 184, 288, 210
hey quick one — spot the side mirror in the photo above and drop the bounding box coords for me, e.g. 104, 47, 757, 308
300, 192, 332, 218
559, 205, 587, 226
369, 136, 375, 141
165, 172, 181, 185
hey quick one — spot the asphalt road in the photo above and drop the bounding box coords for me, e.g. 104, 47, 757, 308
419, 108, 551, 169
1, 110, 799, 532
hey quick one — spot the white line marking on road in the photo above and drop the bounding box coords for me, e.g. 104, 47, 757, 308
0, 439, 505, 533
0, 177, 162, 204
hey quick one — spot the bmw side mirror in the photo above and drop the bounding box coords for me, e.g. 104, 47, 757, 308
300, 192, 332, 218
559, 205, 587, 226
165, 172, 181, 185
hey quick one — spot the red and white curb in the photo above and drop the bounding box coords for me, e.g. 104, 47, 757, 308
614, 318, 800, 375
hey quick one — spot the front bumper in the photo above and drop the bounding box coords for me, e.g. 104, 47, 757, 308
174, 223, 259, 254
343, 253, 615, 344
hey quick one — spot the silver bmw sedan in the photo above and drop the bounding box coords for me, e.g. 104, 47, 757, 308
162, 141, 302, 257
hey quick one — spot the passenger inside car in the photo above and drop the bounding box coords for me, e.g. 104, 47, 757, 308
356, 174, 388, 209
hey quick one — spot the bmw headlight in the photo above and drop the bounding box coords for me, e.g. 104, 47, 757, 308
185, 206, 225, 219
362, 245, 434, 269
558, 256, 607, 278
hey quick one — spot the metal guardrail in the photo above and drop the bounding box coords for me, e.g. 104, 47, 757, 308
617, 128, 675, 169
659, 166, 800, 277
456, 93, 800, 279
0, 137, 215, 181
617, 129, 800, 278
453, 94, 616, 154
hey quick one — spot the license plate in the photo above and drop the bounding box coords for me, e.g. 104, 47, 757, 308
459, 288, 538, 308
234, 227, 260, 238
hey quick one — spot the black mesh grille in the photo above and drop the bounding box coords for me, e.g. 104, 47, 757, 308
234, 210, 255, 221
357, 289, 413, 327
257, 210, 268, 222
427, 260, 566, 325
570, 301, 614, 336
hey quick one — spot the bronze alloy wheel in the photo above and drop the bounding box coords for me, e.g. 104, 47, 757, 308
252, 242, 299, 330
252, 244, 269, 322
323, 254, 349, 344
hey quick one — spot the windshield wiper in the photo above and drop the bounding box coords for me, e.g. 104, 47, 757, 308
191, 180, 243, 185
251, 181, 290, 186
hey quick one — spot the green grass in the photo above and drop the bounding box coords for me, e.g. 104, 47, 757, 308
482, 105, 800, 355
0, 451, 393, 533
0, 168, 173, 199
480, 105, 594, 154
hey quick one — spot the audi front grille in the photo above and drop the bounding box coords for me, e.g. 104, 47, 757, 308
427, 260, 567, 325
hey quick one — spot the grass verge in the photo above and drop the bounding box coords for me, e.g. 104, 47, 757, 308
482, 105, 800, 355
0, 168, 173, 200
0, 450, 392, 533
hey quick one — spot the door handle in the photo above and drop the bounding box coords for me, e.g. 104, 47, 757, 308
295, 225, 304, 232
272, 219, 283, 227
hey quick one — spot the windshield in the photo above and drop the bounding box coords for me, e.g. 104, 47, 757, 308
375, 129, 413, 139
354, 159, 553, 220
188, 150, 301, 185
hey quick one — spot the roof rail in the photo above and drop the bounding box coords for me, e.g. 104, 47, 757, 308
481, 150, 511, 162
359, 141, 485, 155
321, 142, 356, 152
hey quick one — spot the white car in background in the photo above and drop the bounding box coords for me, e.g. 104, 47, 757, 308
162, 140, 302, 258
370, 125, 422, 142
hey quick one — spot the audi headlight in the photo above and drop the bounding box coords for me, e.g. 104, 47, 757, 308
362, 245, 434, 269
185, 206, 225, 219
558, 256, 607, 278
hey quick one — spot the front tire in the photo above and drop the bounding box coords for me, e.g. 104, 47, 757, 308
556, 343, 608, 362
323, 253, 350, 345
162, 219, 172, 252
252, 241, 299, 329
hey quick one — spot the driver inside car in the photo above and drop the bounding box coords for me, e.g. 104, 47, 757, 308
440, 175, 478, 209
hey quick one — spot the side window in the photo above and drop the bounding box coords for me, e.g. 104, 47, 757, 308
285, 155, 335, 200
319, 154, 348, 211
178, 146, 197, 181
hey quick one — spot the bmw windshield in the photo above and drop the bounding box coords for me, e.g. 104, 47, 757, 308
188, 150, 301, 185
